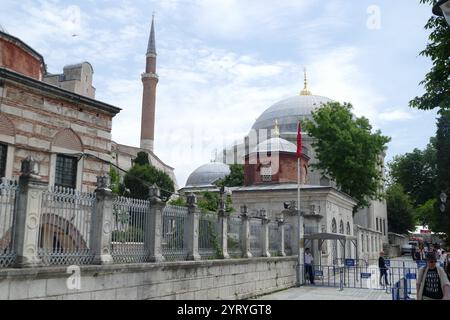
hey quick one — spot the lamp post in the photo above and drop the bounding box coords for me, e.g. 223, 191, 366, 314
433, 0, 450, 25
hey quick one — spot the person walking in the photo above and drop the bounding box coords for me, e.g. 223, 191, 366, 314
304, 248, 315, 285
416, 252, 449, 300
378, 251, 390, 286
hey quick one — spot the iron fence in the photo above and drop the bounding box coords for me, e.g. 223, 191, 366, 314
111, 196, 150, 263
284, 223, 293, 256
198, 212, 219, 260
161, 205, 188, 261
0, 178, 18, 268
227, 216, 242, 258
38, 187, 95, 265
268, 221, 280, 256
250, 218, 262, 257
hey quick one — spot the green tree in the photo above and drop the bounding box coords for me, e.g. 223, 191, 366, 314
410, 0, 450, 111
123, 163, 174, 200
415, 199, 437, 228
197, 191, 234, 214
216, 164, 244, 187
388, 138, 437, 206
386, 184, 415, 234
134, 151, 150, 166
304, 102, 391, 211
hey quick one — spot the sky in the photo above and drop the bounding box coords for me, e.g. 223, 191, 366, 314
0, 0, 439, 188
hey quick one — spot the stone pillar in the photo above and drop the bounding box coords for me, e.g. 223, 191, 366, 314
240, 211, 252, 258
261, 215, 271, 257
277, 215, 286, 257
185, 194, 201, 261
218, 200, 230, 259
146, 184, 165, 262
13, 157, 47, 267
90, 176, 114, 265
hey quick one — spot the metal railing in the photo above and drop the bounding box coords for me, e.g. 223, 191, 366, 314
161, 205, 188, 261
284, 223, 293, 256
0, 178, 18, 268
269, 222, 281, 256
198, 212, 219, 260
38, 187, 95, 265
111, 196, 150, 263
227, 216, 242, 258
250, 218, 262, 257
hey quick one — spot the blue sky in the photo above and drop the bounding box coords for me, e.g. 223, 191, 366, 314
0, 0, 439, 187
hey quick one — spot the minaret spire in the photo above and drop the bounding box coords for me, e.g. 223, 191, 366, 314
147, 13, 156, 55
300, 68, 311, 96
140, 13, 159, 152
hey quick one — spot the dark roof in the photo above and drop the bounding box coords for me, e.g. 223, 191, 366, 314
0, 67, 121, 115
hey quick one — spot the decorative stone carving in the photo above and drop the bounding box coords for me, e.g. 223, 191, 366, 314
96, 175, 111, 189
20, 156, 40, 176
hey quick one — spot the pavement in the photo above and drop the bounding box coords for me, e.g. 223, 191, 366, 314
256, 285, 392, 300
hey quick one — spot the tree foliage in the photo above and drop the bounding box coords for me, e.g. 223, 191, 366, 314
134, 151, 150, 166
386, 184, 415, 234
123, 162, 174, 200
410, 0, 450, 111
388, 138, 437, 206
197, 191, 234, 214
216, 164, 244, 187
304, 102, 391, 210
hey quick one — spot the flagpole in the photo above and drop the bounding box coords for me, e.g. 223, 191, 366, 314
296, 122, 304, 287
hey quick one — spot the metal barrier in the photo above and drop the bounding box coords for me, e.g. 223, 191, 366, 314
161, 205, 188, 261
0, 178, 18, 268
111, 196, 150, 263
227, 216, 242, 258
38, 187, 95, 265
198, 213, 219, 260
249, 218, 262, 257
268, 222, 280, 256
301, 262, 418, 295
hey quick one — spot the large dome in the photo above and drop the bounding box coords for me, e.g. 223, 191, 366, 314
251, 137, 297, 154
185, 162, 230, 187
251, 95, 333, 134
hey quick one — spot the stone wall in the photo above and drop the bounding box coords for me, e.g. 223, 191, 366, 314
0, 257, 296, 300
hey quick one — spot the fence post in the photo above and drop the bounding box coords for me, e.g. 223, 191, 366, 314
283, 209, 299, 256
146, 184, 165, 262
277, 215, 286, 257
90, 176, 114, 265
185, 194, 201, 261
261, 214, 271, 257
240, 210, 252, 258
13, 157, 47, 267
218, 201, 230, 259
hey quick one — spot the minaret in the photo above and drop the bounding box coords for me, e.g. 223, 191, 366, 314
140, 14, 158, 152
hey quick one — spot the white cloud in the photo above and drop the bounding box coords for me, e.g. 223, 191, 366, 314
378, 110, 415, 122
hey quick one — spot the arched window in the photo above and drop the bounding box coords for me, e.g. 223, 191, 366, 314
346, 222, 351, 235
0, 112, 15, 178
331, 218, 337, 233
339, 220, 344, 234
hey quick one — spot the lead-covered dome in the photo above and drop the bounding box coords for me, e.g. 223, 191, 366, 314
251, 137, 297, 154
251, 95, 333, 134
185, 162, 230, 187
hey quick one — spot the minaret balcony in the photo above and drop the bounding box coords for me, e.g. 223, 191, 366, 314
141, 72, 159, 80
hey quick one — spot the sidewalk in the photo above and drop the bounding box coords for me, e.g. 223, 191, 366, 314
255, 285, 392, 300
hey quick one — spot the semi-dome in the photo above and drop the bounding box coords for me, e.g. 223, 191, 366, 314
185, 162, 230, 187
251, 94, 333, 134
251, 137, 297, 154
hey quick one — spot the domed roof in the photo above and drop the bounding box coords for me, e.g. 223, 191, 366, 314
251, 95, 333, 134
185, 162, 230, 187
251, 137, 297, 154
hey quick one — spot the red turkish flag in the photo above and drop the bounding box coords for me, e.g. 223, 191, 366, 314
296, 121, 302, 158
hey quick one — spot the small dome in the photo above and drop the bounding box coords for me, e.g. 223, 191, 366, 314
251, 95, 333, 134
251, 137, 297, 154
185, 162, 230, 187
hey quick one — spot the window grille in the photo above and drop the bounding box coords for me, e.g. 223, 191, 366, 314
55, 155, 78, 189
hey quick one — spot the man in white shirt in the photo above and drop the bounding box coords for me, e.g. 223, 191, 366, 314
304, 248, 315, 285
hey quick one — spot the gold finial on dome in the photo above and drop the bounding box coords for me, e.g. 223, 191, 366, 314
272, 119, 280, 137
300, 68, 312, 96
